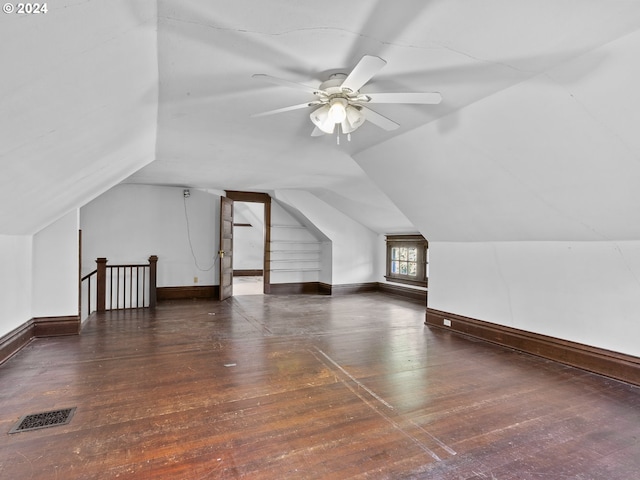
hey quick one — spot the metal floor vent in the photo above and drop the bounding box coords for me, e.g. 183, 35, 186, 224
9, 407, 76, 434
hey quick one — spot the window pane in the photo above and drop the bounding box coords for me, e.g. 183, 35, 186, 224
391, 247, 399, 260
391, 261, 399, 274
408, 262, 417, 276
400, 262, 408, 275
408, 248, 417, 262
399, 248, 408, 260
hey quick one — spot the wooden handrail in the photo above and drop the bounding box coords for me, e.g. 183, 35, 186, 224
106, 263, 149, 268
81, 269, 97, 282
80, 269, 98, 320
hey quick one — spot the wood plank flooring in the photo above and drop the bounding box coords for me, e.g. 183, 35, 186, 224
1, 293, 639, 479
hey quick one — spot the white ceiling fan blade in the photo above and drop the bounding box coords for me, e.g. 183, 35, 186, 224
252, 74, 322, 96
361, 106, 400, 131
311, 126, 324, 137
252, 102, 320, 118
340, 55, 387, 93
364, 92, 442, 104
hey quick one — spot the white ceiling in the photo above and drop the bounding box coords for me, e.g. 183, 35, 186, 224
0, 0, 158, 234
2, 1, 640, 240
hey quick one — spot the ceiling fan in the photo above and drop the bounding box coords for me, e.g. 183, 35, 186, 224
251, 55, 442, 141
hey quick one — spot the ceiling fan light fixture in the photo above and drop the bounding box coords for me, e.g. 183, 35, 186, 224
340, 108, 361, 134
310, 105, 335, 134
253, 55, 443, 137
328, 98, 348, 124
346, 105, 365, 129
341, 120, 355, 135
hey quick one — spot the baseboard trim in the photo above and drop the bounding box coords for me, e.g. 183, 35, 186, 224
155, 281, 427, 303
0, 320, 34, 365
157, 286, 219, 300
265, 281, 425, 301
268, 282, 326, 295
426, 308, 640, 386
1, 315, 80, 365
378, 283, 427, 304
33, 316, 80, 337
331, 282, 378, 296
234, 269, 263, 277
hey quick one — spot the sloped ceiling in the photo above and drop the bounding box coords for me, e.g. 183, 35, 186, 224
356, 25, 640, 241
2, 1, 639, 240
0, 0, 158, 235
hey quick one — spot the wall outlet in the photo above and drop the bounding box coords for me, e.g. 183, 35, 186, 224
443, 319, 452, 327
193, 276, 198, 283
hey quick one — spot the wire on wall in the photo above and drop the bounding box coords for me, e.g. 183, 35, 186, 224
183, 191, 218, 272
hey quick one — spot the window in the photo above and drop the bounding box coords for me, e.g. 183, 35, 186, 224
385, 234, 428, 287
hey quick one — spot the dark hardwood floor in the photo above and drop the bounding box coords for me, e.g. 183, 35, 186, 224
1, 293, 639, 479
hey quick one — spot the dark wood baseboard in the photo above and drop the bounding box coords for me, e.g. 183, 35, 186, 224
378, 282, 427, 304
265, 281, 424, 301
157, 286, 219, 300
1, 315, 80, 365
426, 308, 640, 387
233, 269, 263, 277
268, 282, 327, 295
0, 320, 34, 365
154, 281, 426, 303
155, 281, 424, 302
331, 282, 378, 296
34, 316, 80, 337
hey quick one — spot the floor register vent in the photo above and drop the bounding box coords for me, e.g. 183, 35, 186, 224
9, 407, 76, 434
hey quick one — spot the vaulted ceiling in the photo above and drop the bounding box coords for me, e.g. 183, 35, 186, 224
2, 1, 639, 240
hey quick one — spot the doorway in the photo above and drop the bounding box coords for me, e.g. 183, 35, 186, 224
233, 201, 265, 295
224, 191, 272, 297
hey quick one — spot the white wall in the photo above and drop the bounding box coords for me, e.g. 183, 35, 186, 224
80, 185, 370, 290
0, 210, 80, 336
429, 241, 640, 357
32, 210, 80, 318
80, 184, 219, 287
275, 190, 377, 285
0, 235, 32, 337
354, 83, 640, 357
270, 198, 326, 284
233, 202, 264, 271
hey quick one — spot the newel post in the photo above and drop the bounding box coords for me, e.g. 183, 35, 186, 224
148, 255, 158, 309
96, 257, 107, 312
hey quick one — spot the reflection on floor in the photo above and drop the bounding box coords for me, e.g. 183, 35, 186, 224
3, 294, 639, 478
233, 275, 263, 295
